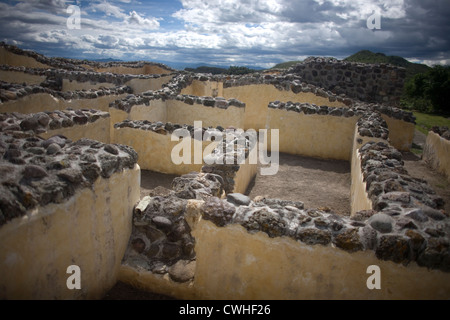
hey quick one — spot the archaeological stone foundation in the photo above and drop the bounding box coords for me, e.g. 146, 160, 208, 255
0, 43, 449, 299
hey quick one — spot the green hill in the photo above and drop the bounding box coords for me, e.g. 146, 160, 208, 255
270, 61, 303, 69
344, 50, 430, 81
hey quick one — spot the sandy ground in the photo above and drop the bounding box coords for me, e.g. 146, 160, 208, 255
402, 129, 450, 214
246, 153, 351, 215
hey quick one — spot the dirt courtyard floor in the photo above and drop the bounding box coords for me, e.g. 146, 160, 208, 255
246, 153, 352, 215
402, 151, 450, 214
138, 153, 353, 215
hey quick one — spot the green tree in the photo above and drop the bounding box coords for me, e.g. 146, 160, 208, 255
225, 66, 255, 75
426, 65, 450, 114
402, 65, 450, 115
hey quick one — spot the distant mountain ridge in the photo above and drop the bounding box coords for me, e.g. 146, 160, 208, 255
270, 50, 430, 81
344, 50, 430, 81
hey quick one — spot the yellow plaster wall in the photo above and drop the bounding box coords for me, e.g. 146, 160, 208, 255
125, 76, 174, 94
180, 80, 224, 98
423, 131, 450, 182
109, 101, 167, 142
0, 164, 141, 299
113, 127, 218, 175
267, 109, 359, 161
39, 117, 110, 144
0, 70, 46, 85
223, 84, 347, 130
0, 93, 126, 114
62, 79, 116, 92
166, 100, 244, 129
381, 115, 415, 151
0, 48, 51, 69
62, 76, 173, 94
349, 128, 386, 216
233, 162, 258, 195
90, 65, 171, 75
128, 100, 167, 123
0, 93, 60, 114
119, 202, 450, 300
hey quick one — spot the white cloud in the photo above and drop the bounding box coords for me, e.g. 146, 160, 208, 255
126, 11, 160, 29
89, 1, 127, 19
0, 0, 448, 67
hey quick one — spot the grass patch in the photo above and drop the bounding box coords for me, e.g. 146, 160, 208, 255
413, 112, 450, 135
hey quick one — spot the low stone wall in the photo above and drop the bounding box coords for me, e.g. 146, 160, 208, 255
0, 43, 174, 74
0, 69, 46, 85
423, 129, 450, 182
0, 133, 140, 299
176, 74, 415, 149
119, 169, 450, 299
288, 57, 406, 106
0, 47, 52, 69
0, 82, 131, 113
0, 109, 111, 144
113, 120, 219, 175
109, 93, 246, 129
267, 102, 359, 161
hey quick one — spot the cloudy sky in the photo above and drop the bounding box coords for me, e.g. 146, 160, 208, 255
0, 0, 449, 69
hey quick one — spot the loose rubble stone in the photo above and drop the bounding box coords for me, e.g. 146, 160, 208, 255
227, 193, 251, 206
296, 228, 331, 246
368, 213, 393, 233
333, 228, 363, 252
168, 260, 196, 283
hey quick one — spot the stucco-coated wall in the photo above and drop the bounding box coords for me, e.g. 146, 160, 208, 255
0, 70, 46, 85
423, 131, 450, 182
62, 76, 174, 94
232, 162, 258, 194
62, 79, 116, 92
267, 109, 359, 161
0, 93, 127, 114
0, 48, 51, 69
128, 101, 168, 123
180, 80, 224, 98
349, 128, 386, 215
0, 165, 140, 300
85, 65, 171, 75
113, 127, 218, 175
126, 76, 173, 94
381, 115, 415, 151
167, 100, 244, 129
39, 117, 110, 144
181, 82, 347, 131
119, 201, 450, 300
223, 84, 346, 130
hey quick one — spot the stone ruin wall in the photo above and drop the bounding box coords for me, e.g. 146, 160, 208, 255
288, 57, 406, 106
0, 43, 449, 299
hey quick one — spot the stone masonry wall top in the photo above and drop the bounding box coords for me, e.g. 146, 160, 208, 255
172, 73, 415, 124
110, 91, 245, 113
0, 43, 175, 73
0, 65, 175, 86
0, 109, 110, 135
0, 132, 138, 226
0, 81, 132, 104
431, 126, 450, 140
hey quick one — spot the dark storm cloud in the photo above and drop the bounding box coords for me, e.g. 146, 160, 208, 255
0, 0, 448, 66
